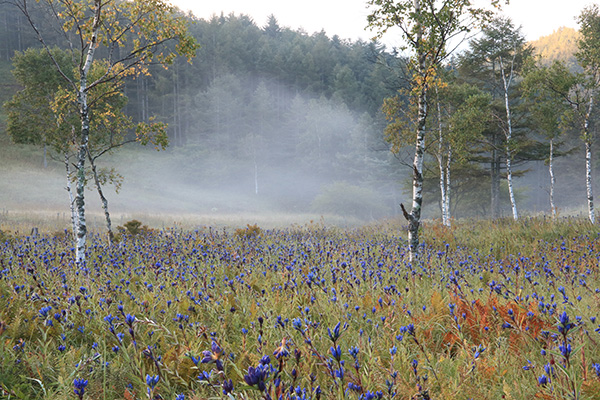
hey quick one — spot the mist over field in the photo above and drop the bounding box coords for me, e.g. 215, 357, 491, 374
0, 5, 598, 231
0, 79, 407, 229
1, 113, 595, 231
0, 79, 596, 230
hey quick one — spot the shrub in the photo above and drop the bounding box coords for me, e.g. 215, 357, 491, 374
0, 229, 13, 244
234, 223, 262, 238
117, 219, 151, 236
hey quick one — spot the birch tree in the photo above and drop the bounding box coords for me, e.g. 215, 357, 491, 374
434, 82, 492, 224
576, 4, 600, 223
522, 60, 573, 218
10, 0, 197, 262
4, 47, 80, 235
367, 0, 504, 261
6, 46, 168, 245
434, 85, 450, 226
384, 78, 490, 225
529, 7, 600, 224
500, 47, 518, 220
458, 17, 533, 220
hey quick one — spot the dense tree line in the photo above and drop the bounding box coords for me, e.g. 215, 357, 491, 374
118, 12, 406, 144
1, 0, 600, 225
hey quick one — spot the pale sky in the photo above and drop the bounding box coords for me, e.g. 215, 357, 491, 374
170, 0, 593, 47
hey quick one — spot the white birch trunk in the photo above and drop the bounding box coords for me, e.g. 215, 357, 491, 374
445, 145, 452, 226
549, 139, 556, 218
436, 88, 448, 226
506, 156, 518, 219
406, 87, 426, 261
64, 153, 78, 240
500, 57, 518, 220
586, 140, 594, 223
88, 154, 115, 243
74, 0, 102, 263
438, 149, 447, 225
585, 94, 595, 224
403, 0, 426, 262
74, 119, 88, 263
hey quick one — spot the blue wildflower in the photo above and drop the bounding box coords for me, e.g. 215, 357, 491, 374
222, 379, 234, 395
125, 314, 136, 326
73, 378, 88, 400
592, 363, 600, 378
330, 345, 342, 362
558, 311, 575, 335
244, 364, 268, 392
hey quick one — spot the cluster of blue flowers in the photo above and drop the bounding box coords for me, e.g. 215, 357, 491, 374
1, 226, 600, 399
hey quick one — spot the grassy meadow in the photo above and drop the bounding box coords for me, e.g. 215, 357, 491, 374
1, 217, 600, 399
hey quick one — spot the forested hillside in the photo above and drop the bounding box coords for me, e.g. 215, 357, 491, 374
530, 27, 580, 70
0, 1, 599, 223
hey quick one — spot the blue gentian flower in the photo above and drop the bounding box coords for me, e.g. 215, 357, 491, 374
73, 378, 88, 399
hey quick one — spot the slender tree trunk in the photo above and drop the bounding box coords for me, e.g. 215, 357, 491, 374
88, 153, 115, 244
491, 131, 500, 218
585, 94, 595, 223
402, 0, 426, 262
500, 58, 518, 220
404, 86, 426, 261
438, 149, 447, 225
64, 153, 78, 240
549, 138, 556, 218
74, 0, 102, 263
436, 88, 448, 226
586, 139, 594, 223
445, 145, 452, 226
75, 104, 89, 262
506, 156, 518, 219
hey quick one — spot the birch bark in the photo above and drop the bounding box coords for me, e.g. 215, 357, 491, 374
586, 140, 594, 223
64, 153, 78, 239
490, 133, 500, 218
500, 56, 518, 220
405, 85, 426, 261
585, 94, 595, 223
405, 0, 427, 262
445, 146, 452, 225
436, 88, 449, 226
88, 152, 115, 243
549, 139, 556, 218
74, 0, 102, 262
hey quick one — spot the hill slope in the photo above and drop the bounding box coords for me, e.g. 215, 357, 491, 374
530, 27, 580, 70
